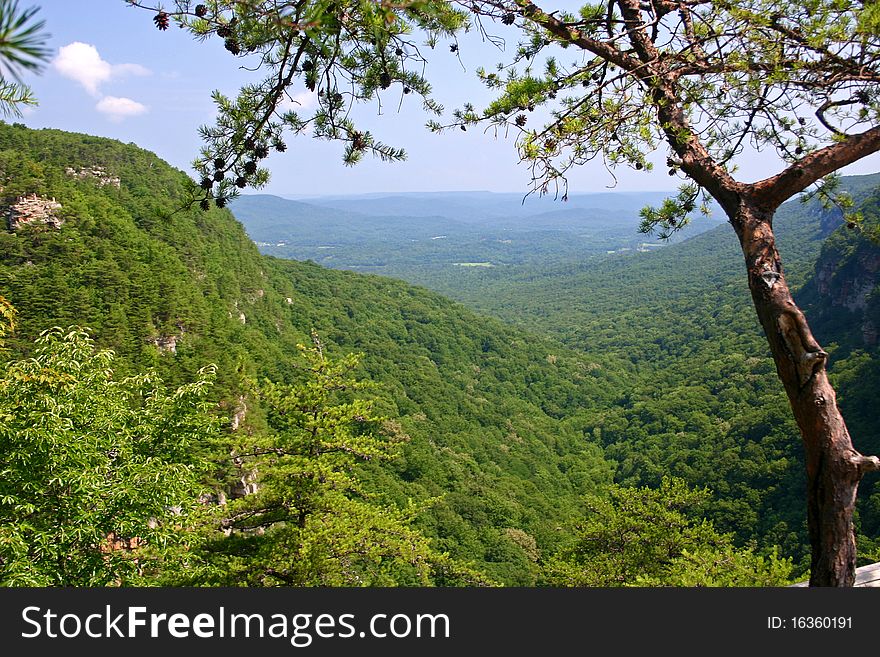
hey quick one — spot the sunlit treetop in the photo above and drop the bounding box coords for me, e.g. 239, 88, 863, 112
0, 295, 14, 348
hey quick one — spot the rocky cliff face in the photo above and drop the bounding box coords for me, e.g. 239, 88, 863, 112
801, 224, 880, 348
65, 165, 120, 188
5, 194, 63, 231
815, 250, 880, 313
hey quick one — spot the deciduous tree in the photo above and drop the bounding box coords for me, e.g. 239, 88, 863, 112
0, 325, 218, 585
544, 477, 793, 586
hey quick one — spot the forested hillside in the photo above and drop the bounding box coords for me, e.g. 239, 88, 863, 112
0, 123, 620, 584
4, 122, 878, 585
241, 170, 880, 571
438, 198, 833, 563
387, 174, 880, 568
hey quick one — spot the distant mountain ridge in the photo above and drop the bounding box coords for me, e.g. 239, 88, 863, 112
231, 190, 726, 286
287, 189, 682, 223
232, 193, 468, 245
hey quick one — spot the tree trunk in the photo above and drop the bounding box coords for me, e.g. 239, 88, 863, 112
731, 198, 879, 586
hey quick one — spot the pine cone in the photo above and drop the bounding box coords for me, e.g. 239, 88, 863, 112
154, 12, 170, 31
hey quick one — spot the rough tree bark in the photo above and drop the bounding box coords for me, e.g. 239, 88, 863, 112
730, 195, 880, 586
533, 0, 880, 583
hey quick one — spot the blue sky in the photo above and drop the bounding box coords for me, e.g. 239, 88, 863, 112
17, 0, 880, 197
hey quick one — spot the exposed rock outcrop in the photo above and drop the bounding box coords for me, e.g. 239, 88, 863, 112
800, 225, 880, 348
148, 323, 186, 354
5, 194, 63, 231
230, 470, 259, 498
150, 334, 179, 354
230, 395, 247, 432
245, 289, 265, 303
814, 251, 880, 313
199, 491, 228, 506
65, 165, 121, 188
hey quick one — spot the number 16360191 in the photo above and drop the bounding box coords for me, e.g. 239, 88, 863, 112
768, 616, 852, 630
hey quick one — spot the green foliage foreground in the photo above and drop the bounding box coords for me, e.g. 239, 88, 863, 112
544, 478, 793, 587
0, 316, 489, 587
0, 316, 790, 587
0, 0, 49, 118
182, 334, 487, 587
0, 325, 218, 586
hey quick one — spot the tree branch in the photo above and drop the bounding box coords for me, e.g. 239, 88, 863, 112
616, 0, 659, 63
512, 0, 641, 72
851, 453, 880, 475
752, 125, 880, 210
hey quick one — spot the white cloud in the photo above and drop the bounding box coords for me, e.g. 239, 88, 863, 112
53, 42, 109, 95
53, 42, 150, 96
113, 62, 151, 78
95, 96, 148, 122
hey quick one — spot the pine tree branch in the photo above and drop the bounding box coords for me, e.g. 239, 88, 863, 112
752, 126, 880, 210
